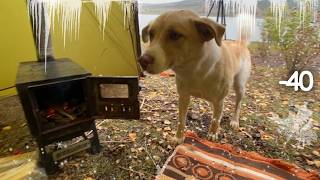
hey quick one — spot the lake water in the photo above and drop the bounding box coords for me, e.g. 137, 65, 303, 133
139, 14, 264, 42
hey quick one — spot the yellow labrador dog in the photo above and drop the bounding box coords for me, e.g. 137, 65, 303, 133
139, 10, 251, 143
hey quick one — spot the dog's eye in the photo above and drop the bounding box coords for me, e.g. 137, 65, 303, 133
169, 31, 182, 41
149, 31, 155, 41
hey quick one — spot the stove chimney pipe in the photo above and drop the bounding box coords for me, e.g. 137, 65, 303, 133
27, 0, 55, 62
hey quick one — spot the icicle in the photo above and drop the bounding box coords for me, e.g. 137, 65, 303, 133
28, 0, 46, 71
298, 0, 317, 25
121, 0, 134, 29
269, 0, 286, 36
205, 0, 258, 41
28, 0, 82, 72
92, 0, 112, 39
58, 0, 82, 47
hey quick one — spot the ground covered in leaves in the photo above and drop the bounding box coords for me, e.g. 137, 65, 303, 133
0, 51, 319, 179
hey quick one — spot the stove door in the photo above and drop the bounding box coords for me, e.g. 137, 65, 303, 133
86, 76, 140, 120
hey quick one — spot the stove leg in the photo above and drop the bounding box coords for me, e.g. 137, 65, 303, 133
38, 146, 58, 175
89, 124, 100, 154
82, 133, 87, 140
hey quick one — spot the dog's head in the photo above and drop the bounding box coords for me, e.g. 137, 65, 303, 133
139, 10, 225, 74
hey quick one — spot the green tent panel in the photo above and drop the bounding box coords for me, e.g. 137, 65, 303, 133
0, 1, 140, 97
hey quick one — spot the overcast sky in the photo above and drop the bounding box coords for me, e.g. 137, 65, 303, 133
139, 0, 184, 4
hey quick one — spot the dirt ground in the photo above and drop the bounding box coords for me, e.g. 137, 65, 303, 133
0, 49, 319, 179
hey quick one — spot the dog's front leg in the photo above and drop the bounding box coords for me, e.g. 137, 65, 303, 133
174, 94, 190, 144
208, 100, 224, 141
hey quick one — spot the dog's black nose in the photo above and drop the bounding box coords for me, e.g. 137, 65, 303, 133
139, 54, 154, 70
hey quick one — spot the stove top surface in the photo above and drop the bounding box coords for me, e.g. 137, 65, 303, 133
16, 58, 90, 85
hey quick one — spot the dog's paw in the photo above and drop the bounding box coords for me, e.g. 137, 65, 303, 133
230, 120, 239, 130
171, 136, 185, 145
207, 132, 219, 141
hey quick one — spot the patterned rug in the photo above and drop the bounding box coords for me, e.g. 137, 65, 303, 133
157, 131, 319, 180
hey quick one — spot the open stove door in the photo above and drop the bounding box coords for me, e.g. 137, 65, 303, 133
86, 76, 140, 120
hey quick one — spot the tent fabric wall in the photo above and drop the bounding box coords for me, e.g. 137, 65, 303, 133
52, 2, 140, 77
0, 1, 139, 97
0, 1, 37, 97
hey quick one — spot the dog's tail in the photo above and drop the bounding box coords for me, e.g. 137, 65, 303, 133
237, 13, 254, 46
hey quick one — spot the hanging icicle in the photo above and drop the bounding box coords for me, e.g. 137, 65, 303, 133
92, 0, 112, 39
269, 0, 286, 36
298, 0, 317, 24
60, 0, 82, 46
28, 0, 82, 72
27, 0, 135, 72
123, 1, 133, 28
27, 0, 318, 72
205, 0, 258, 41
205, 0, 319, 41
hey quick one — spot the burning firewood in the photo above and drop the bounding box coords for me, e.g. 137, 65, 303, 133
53, 107, 76, 121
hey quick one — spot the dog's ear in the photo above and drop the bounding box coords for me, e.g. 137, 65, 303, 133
142, 23, 150, 43
194, 18, 225, 46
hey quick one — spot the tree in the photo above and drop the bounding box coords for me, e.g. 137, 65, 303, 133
262, 8, 320, 76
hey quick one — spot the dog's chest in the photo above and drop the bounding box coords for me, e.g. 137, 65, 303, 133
176, 75, 230, 101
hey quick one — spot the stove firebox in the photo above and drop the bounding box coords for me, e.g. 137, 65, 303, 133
16, 58, 139, 174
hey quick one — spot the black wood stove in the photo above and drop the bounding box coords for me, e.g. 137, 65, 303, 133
15, 58, 139, 174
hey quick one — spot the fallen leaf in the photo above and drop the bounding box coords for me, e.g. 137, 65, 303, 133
241, 117, 248, 121
314, 160, 320, 168
240, 131, 252, 139
312, 150, 320, 157
83, 178, 94, 180
164, 127, 172, 131
301, 153, 312, 159
162, 132, 169, 137
164, 120, 171, 125
129, 133, 137, 142
191, 114, 199, 120
153, 155, 161, 161
313, 121, 320, 127
20, 123, 27, 127
306, 159, 314, 165
131, 148, 137, 153
119, 144, 126, 148
159, 140, 164, 144
145, 132, 151, 136
2, 126, 11, 131
262, 134, 273, 140
160, 71, 175, 77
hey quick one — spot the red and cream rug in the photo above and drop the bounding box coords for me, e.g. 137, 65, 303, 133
157, 131, 319, 180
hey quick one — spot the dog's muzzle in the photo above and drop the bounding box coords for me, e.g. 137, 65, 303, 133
138, 54, 154, 70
